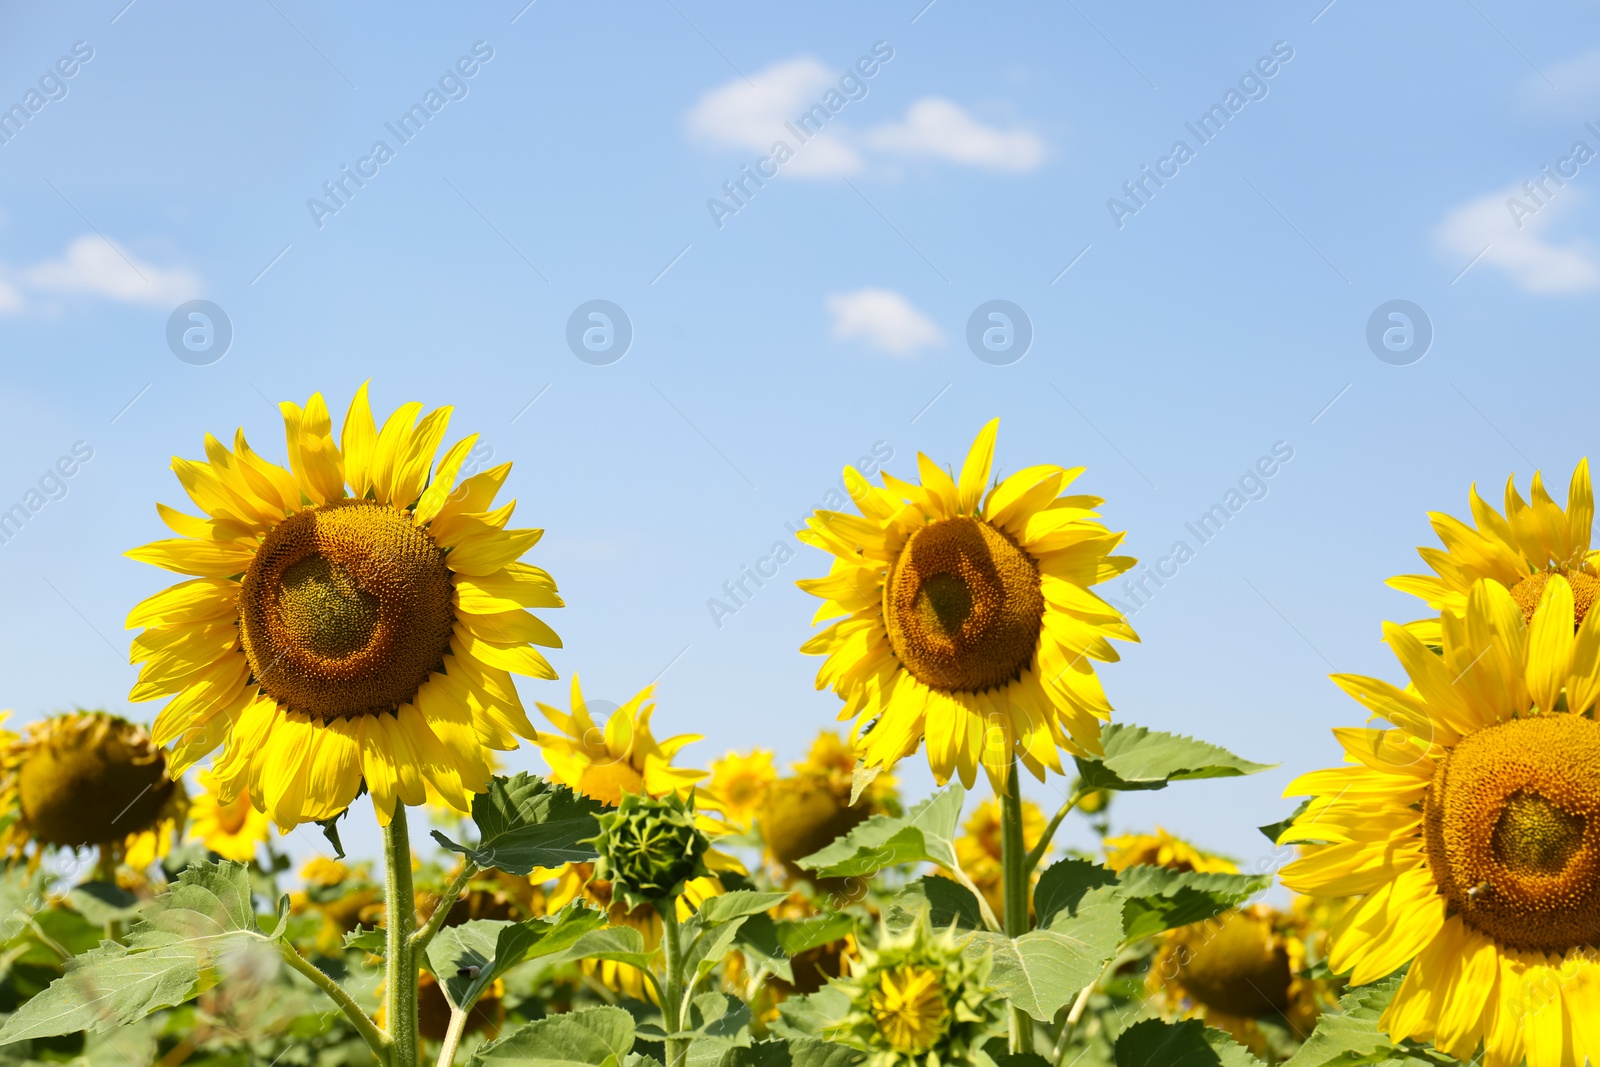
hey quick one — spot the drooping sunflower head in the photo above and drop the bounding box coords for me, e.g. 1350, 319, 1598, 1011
708, 748, 776, 830
1281, 575, 1600, 1066
1389, 459, 1595, 644
534, 676, 708, 806
827, 915, 1000, 1066
0, 711, 187, 866
795, 729, 899, 812
125, 384, 563, 830
1104, 827, 1238, 874
797, 419, 1137, 790
756, 769, 873, 877
186, 771, 271, 863
1149, 906, 1329, 1048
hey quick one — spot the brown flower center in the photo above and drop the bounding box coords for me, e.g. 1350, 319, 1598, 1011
1423, 713, 1600, 952
1167, 910, 1292, 1018
882, 517, 1043, 693
1509, 571, 1600, 626
239, 500, 456, 721
18, 714, 175, 848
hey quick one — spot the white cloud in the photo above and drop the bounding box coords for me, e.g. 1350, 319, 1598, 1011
1435, 184, 1600, 294
1519, 46, 1600, 108
0, 280, 22, 316
685, 56, 862, 178
23, 235, 200, 306
826, 289, 942, 356
864, 98, 1045, 172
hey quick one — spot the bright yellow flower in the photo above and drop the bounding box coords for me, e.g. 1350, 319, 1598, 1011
125, 384, 563, 829
1104, 827, 1237, 874
290, 856, 382, 956
797, 420, 1137, 789
0, 711, 187, 868
870, 965, 949, 1054
187, 772, 271, 863
708, 748, 775, 830
534, 676, 706, 805
1389, 459, 1595, 645
1281, 576, 1600, 1067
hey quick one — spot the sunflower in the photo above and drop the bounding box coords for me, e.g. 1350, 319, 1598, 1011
950, 797, 1046, 924
1280, 575, 1600, 1067
708, 748, 776, 830
290, 856, 382, 956
125, 384, 562, 829
1148, 905, 1330, 1053
187, 772, 271, 863
533, 676, 707, 805
797, 420, 1137, 788
827, 915, 1000, 1066
1104, 827, 1238, 874
0, 711, 187, 869
796, 729, 900, 812
1389, 460, 1595, 645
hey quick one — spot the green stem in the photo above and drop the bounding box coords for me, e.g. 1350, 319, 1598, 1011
435, 1007, 470, 1067
1024, 789, 1087, 876
385, 807, 420, 1067
412, 861, 476, 955
1000, 756, 1034, 1056
279, 939, 392, 1063
659, 902, 688, 1067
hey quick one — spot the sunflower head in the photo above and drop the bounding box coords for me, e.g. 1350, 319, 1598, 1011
534, 676, 707, 806
187, 772, 271, 863
126, 385, 563, 830
795, 729, 900, 814
757, 771, 872, 877
1389, 459, 1595, 643
827, 915, 999, 1066
1104, 827, 1237, 874
0, 711, 187, 862
797, 420, 1137, 789
1282, 574, 1600, 1064
589, 791, 711, 909
708, 748, 776, 830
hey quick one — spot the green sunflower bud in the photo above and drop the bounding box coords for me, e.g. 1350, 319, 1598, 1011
588, 791, 710, 909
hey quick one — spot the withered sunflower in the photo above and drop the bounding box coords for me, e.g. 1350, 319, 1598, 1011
125, 385, 562, 828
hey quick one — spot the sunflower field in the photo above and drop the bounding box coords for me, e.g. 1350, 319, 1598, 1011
0, 391, 1595, 1067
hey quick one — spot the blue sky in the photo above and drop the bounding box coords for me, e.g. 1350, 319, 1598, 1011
2, 0, 1599, 873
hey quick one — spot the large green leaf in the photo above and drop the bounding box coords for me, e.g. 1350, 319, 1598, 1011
1114, 1018, 1264, 1067
717, 1038, 865, 1067
796, 785, 965, 877
0, 862, 284, 1042
885, 876, 986, 934
967, 861, 1125, 1023
426, 902, 607, 1012
1283, 973, 1406, 1067
1115, 867, 1272, 942
735, 912, 856, 985
469, 1004, 636, 1065
433, 773, 607, 875
541, 926, 656, 972
1075, 724, 1273, 792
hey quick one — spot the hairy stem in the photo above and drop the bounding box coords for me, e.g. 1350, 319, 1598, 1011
659, 903, 688, 1067
435, 1007, 470, 1067
1025, 789, 1087, 876
279, 939, 392, 1063
412, 861, 476, 955
385, 807, 420, 1067
1000, 757, 1035, 1055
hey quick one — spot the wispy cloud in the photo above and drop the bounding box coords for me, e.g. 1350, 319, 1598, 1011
826, 289, 942, 356
1435, 184, 1600, 294
22, 235, 200, 306
862, 98, 1045, 172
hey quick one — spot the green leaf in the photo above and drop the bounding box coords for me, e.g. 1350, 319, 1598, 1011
1114, 1018, 1265, 1067
772, 986, 851, 1041
542, 926, 656, 973
694, 891, 789, 927
967, 858, 1126, 1022
343, 926, 386, 954
1282, 973, 1405, 1067
885, 876, 985, 933
1115, 867, 1272, 942
0, 861, 278, 1042
718, 1037, 866, 1067
797, 784, 965, 877
64, 883, 140, 927
469, 1004, 637, 1065
1258, 799, 1311, 845
315, 809, 347, 859
1074, 724, 1273, 793
427, 902, 608, 1013
433, 773, 607, 875
774, 913, 855, 958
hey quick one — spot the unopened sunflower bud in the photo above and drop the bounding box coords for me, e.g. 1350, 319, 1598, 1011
588, 791, 710, 909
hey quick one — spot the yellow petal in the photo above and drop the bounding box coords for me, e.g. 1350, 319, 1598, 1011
957, 418, 998, 516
